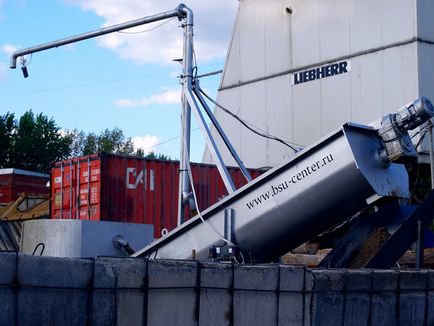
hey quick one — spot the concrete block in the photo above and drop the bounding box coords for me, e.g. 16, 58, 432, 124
199, 263, 233, 326
399, 270, 428, 326
2, 255, 433, 325
0, 252, 18, 326
426, 270, 434, 325
371, 269, 399, 326
343, 269, 371, 326
21, 219, 154, 258
91, 258, 117, 326
278, 265, 305, 326
147, 260, 198, 326
233, 265, 279, 326
97, 257, 147, 326
17, 254, 93, 326
305, 269, 345, 326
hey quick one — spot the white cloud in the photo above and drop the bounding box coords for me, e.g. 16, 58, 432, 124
1, 44, 17, 56
131, 135, 160, 153
64, 1, 238, 65
114, 99, 135, 107
114, 89, 181, 108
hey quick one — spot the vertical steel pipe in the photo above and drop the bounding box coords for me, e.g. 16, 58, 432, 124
177, 5, 194, 226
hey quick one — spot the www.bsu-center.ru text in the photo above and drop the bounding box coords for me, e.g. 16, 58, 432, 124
245, 154, 334, 210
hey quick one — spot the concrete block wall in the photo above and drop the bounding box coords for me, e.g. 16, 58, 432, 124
0, 252, 433, 325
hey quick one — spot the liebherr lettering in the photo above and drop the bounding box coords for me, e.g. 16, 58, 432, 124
292, 61, 351, 85
245, 154, 334, 210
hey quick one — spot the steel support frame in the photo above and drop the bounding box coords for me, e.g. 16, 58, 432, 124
10, 3, 251, 228
193, 80, 252, 183
177, 5, 194, 225
184, 87, 236, 194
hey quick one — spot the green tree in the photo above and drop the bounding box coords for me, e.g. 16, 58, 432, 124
0, 110, 72, 173
67, 128, 171, 160
69, 127, 137, 156
0, 112, 15, 167
0, 111, 171, 172
145, 151, 171, 160
98, 128, 134, 154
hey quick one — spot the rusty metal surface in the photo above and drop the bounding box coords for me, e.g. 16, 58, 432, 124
51, 154, 264, 238
0, 168, 49, 204
0, 193, 49, 221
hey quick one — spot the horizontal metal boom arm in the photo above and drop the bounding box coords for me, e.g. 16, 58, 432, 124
10, 5, 187, 68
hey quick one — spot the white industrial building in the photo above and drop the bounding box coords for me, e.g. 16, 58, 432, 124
203, 0, 434, 168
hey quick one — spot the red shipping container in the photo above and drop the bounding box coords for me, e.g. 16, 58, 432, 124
51, 153, 264, 238
0, 169, 50, 204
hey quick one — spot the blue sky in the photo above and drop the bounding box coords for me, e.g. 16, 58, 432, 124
0, 0, 238, 161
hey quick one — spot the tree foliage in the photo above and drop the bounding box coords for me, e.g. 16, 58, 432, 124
68, 128, 170, 160
68, 127, 136, 157
0, 112, 15, 168
0, 110, 72, 173
0, 111, 171, 173
144, 151, 171, 160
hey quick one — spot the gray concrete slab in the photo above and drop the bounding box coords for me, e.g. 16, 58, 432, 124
233, 264, 279, 326
17, 254, 93, 326
399, 269, 428, 326
21, 220, 154, 258
98, 257, 147, 326
279, 265, 306, 326
427, 270, 434, 325
0, 252, 17, 326
344, 269, 372, 326
199, 263, 233, 326
92, 258, 116, 326
305, 269, 346, 326
0, 253, 433, 325
147, 260, 198, 326
371, 269, 399, 326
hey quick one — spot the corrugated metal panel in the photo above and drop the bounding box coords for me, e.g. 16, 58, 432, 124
348, 0, 382, 54
205, 0, 431, 169
51, 154, 264, 238
416, 42, 434, 153
240, 82, 268, 165
291, 0, 417, 68
266, 76, 294, 160
265, 0, 292, 75
203, 87, 242, 166
319, 0, 350, 61
379, 0, 416, 45
380, 44, 419, 114
292, 76, 322, 148
221, 5, 241, 87
291, 0, 321, 68
418, 43, 434, 102
320, 68, 351, 136
0, 169, 49, 204
239, 0, 266, 81
226, 0, 292, 83
417, 0, 434, 42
